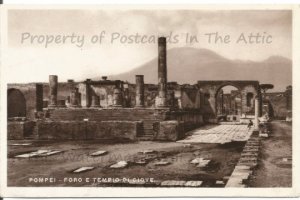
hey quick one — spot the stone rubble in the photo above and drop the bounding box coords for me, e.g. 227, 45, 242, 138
110, 161, 128, 169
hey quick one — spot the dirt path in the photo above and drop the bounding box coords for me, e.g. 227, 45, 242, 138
249, 120, 292, 187
8, 133, 245, 187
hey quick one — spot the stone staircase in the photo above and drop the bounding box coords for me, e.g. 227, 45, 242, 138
137, 120, 159, 140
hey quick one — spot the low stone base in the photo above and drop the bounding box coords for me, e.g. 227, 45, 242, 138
155, 120, 185, 141
36, 120, 142, 141
8, 121, 35, 140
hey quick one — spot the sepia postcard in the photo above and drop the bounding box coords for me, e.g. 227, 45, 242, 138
0, 4, 300, 197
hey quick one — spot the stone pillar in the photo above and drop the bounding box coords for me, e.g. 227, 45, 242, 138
123, 83, 130, 107
254, 95, 260, 129
112, 82, 123, 107
35, 83, 43, 111
91, 94, 101, 107
70, 88, 81, 107
113, 88, 123, 107
156, 37, 168, 107
135, 75, 144, 107
85, 79, 91, 107
49, 75, 58, 107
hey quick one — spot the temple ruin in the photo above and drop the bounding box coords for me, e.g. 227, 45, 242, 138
7, 37, 292, 141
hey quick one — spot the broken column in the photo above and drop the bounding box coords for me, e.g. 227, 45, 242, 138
70, 88, 81, 107
48, 75, 58, 107
85, 79, 91, 107
156, 37, 168, 107
135, 75, 144, 107
35, 83, 43, 111
91, 94, 101, 108
254, 95, 260, 129
112, 81, 123, 107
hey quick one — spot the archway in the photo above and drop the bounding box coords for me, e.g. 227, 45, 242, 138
7, 89, 26, 118
215, 85, 242, 121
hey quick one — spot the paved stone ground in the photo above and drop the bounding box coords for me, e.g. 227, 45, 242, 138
177, 125, 254, 144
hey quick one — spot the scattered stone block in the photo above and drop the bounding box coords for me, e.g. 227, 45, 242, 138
235, 165, 251, 170
154, 161, 170, 166
39, 150, 62, 156
184, 181, 203, 187
73, 167, 94, 173
15, 150, 62, 158
190, 158, 210, 167
10, 143, 32, 146
216, 180, 225, 185
161, 180, 186, 187
259, 133, 268, 138
90, 150, 107, 156
139, 149, 156, 154
197, 160, 210, 168
133, 159, 147, 165
110, 161, 128, 169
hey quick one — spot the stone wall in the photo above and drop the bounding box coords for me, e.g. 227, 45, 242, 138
46, 108, 168, 121
155, 120, 185, 141
8, 121, 35, 140
37, 120, 142, 141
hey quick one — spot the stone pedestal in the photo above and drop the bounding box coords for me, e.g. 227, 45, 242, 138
135, 75, 144, 107
48, 75, 58, 107
156, 37, 168, 107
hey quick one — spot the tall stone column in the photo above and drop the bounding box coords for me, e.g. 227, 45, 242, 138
91, 94, 101, 108
36, 83, 43, 111
254, 95, 260, 129
49, 75, 58, 107
112, 81, 123, 107
135, 75, 144, 107
155, 37, 168, 107
85, 79, 91, 108
70, 88, 81, 107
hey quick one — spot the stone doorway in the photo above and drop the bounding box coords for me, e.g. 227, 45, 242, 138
7, 88, 26, 118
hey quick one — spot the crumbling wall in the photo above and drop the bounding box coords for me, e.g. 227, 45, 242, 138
265, 92, 289, 119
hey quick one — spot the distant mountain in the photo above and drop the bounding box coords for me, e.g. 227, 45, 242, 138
108, 47, 292, 92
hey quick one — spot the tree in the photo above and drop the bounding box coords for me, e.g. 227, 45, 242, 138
260, 84, 274, 94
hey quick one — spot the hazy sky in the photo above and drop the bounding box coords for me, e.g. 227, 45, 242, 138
5, 9, 292, 83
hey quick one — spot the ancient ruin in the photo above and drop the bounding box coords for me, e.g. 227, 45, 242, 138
7, 37, 292, 141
